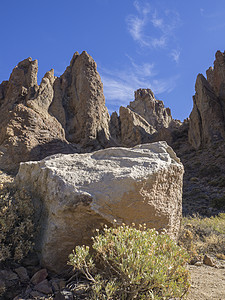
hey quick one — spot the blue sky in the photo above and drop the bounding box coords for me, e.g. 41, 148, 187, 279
1, 0, 225, 120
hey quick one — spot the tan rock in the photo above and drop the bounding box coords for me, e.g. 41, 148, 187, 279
0, 58, 70, 173
128, 88, 174, 130
119, 106, 156, 147
15, 141, 184, 273
189, 51, 225, 149
49, 51, 110, 149
203, 254, 215, 267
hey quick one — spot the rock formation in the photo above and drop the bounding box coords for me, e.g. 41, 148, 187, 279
0, 52, 111, 172
0, 58, 69, 173
189, 51, 225, 149
109, 88, 181, 147
15, 141, 184, 273
49, 51, 110, 149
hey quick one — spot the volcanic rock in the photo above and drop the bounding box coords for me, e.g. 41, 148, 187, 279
49, 51, 110, 149
0, 58, 70, 173
128, 88, 174, 130
189, 51, 225, 149
109, 88, 181, 147
15, 141, 184, 273
0, 52, 111, 172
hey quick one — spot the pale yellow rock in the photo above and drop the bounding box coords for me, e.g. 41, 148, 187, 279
15, 141, 184, 273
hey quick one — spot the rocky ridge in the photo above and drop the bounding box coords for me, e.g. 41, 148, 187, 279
0, 50, 225, 299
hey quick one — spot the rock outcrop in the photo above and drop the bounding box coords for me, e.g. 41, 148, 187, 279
109, 88, 181, 147
189, 51, 225, 149
15, 142, 184, 273
49, 51, 110, 149
0, 52, 111, 172
0, 58, 69, 173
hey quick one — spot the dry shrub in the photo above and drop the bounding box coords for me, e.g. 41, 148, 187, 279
0, 173, 35, 263
178, 213, 225, 261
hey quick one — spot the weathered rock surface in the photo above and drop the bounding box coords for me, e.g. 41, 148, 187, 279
119, 106, 156, 147
0, 58, 71, 173
128, 89, 174, 130
189, 51, 225, 149
109, 88, 182, 147
15, 141, 184, 273
49, 51, 110, 149
0, 52, 111, 172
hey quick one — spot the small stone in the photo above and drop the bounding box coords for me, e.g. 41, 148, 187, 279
59, 280, 66, 290
54, 291, 66, 300
14, 267, 29, 282
194, 261, 203, 266
30, 268, 48, 285
51, 280, 60, 292
203, 254, 215, 267
0, 270, 18, 281
30, 290, 45, 298
34, 279, 53, 294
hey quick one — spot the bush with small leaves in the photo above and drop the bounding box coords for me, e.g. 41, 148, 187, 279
68, 223, 190, 299
0, 178, 35, 263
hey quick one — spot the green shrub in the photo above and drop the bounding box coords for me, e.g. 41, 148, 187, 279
68, 223, 190, 300
0, 181, 35, 263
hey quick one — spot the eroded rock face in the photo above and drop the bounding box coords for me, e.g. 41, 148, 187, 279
0, 52, 111, 172
15, 142, 184, 273
128, 89, 174, 130
49, 51, 110, 149
189, 51, 225, 149
109, 88, 181, 147
0, 58, 68, 173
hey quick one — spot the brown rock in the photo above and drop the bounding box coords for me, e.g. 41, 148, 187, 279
49, 51, 110, 149
0, 58, 71, 173
34, 279, 53, 294
30, 268, 48, 285
14, 267, 29, 282
203, 254, 215, 267
128, 88, 175, 130
119, 106, 156, 147
189, 51, 225, 149
109, 89, 182, 148
0, 270, 18, 281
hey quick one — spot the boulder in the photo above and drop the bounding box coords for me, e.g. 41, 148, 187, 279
15, 141, 184, 273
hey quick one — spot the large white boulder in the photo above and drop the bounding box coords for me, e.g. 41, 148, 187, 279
15, 141, 184, 273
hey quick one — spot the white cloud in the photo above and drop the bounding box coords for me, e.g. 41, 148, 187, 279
126, 2, 180, 51
170, 49, 181, 63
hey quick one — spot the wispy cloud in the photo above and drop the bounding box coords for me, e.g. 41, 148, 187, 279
170, 49, 181, 63
99, 60, 179, 113
126, 2, 180, 50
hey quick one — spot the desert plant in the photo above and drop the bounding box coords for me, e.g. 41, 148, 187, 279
0, 179, 35, 263
179, 213, 225, 260
68, 223, 190, 299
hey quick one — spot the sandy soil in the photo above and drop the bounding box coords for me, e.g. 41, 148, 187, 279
185, 264, 225, 300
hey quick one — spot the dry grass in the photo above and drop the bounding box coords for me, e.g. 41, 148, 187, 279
178, 213, 225, 262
